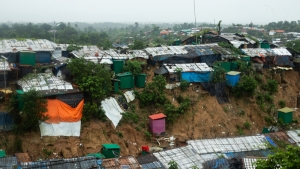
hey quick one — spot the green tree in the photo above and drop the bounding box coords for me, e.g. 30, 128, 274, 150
123, 60, 143, 76
130, 40, 145, 50
256, 145, 300, 169
233, 75, 257, 97
168, 160, 179, 169
67, 57, 112, 103
20, 90, 47, 132
136, 75, 167, 107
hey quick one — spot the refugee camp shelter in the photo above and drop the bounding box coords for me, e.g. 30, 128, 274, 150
163, 63, 213, 83
70, 46, 113, 67
102, 156, 140, 169
149, 113, 167, 135
137, 154, 166, 169
206, 33, 258, 49
271, 48, 293, 67
0, 59, 11, 88
0, 39, 56, 63
17, 73, 84, 136
278, 107, 293, 124
226, 71, 241, 87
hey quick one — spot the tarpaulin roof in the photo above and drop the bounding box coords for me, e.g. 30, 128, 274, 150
241, 48, 271, 57
154, 66, 168, 75
71, 47, 148, 62
0, 60, 10, 71
137, 154, 166, 169
286, 130, 300, 146
163, 63, 213, 74
101, 97, 124, 128
44, 99, 84, 124
0, 39, 57, 53
271, 48, 292, 56
19, 156, 97, 169
0, 157, 18, 168
153, 145, 220, 169
17, 73, 76, 94
187, 135, 267, 154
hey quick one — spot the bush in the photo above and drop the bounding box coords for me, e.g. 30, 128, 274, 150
136, 75, 167, 107
123, 60, 143, 76
122, 112, 139, 124
233, 75, 257, 97
176, 95, 184, 103
83, 103, 106, 122
266, 79, 278, 95
278, 100, 286, 108
164, 97, 191, 123
180, 80, 189, 91
243, 121, 251, 129
144, 131, 152, 141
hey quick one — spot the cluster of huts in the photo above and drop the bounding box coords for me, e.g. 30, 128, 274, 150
1, 128, 300, 168
0, 37, 298, 168
0, 37, 297, 134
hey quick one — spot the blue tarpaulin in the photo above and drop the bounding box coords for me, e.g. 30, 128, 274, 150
0, 113, 14, 131
181, 72, 211, 82
264, 136, 277, 147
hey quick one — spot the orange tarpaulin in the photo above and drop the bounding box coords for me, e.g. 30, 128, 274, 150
44, 99, 84, 124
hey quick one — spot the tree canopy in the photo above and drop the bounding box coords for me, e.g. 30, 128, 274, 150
67, 57, 112, 102
256, 145, 300, 169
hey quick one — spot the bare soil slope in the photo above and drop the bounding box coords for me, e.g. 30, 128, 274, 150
1, 69, 300, 161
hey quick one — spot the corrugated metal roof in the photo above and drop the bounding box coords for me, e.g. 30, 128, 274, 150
17, 73, 75, 93
0, 39, 57, 53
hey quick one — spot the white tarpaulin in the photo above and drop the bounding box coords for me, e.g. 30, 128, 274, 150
124, 91, 135, 103
39, 121, 81, 137
101, 97, 124, 128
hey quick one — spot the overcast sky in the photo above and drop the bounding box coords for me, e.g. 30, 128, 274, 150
0, 0, 299, 25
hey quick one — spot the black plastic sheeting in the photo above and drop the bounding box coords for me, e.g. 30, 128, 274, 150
199, 54, 221, 66
294, 62, 300, 72
56, 92, 83, 108
274, 56, 294, 67
200, 82, 229, 104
